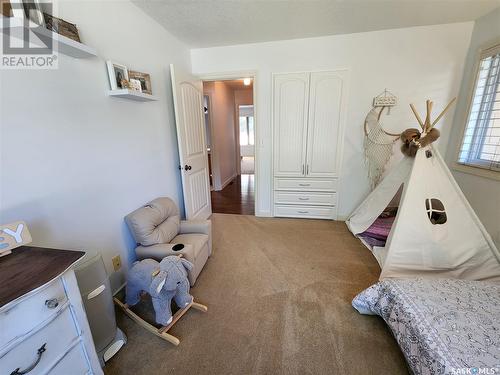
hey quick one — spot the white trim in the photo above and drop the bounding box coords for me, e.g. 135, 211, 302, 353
199, 71, 259, 215
204, 92, 222, 190
452, 38, 500, 181
452, 162, 500, 181
220, 173, 238, 190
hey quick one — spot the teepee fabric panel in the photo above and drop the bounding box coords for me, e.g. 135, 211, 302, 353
347, 156, 412, 235
381, 147, 500, 281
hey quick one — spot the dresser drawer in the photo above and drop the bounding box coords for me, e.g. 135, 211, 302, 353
1, 307, 81, 374
274, 178, 337, 192
0, 278, 68, 349
49, 341, 91, 374
274, 205, 336, 219
274, 191, 336, 206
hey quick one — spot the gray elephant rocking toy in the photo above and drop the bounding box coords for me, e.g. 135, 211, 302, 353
119, 255, 208, 345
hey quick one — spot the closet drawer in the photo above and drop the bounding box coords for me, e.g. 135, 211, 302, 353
274, 178, 337, 192
0, 278, 68, 349
274, 205, 336, 219
274, 191, 336, 206
1, 307, 80, 374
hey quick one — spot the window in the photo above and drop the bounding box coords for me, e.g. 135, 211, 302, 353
239, 105, 254, 146
458, 43, 500, 172
425, 198, 447, 225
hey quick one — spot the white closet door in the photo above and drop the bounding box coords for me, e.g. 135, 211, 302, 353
273, 73, 310, 177
306, 71, 346, 178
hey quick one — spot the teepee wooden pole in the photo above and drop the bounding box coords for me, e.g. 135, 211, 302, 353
431, 97, 457, 127
424, 100, 433, 133
409, 103, 424, 129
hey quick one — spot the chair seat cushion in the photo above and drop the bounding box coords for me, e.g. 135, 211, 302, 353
171, 233, 208, 260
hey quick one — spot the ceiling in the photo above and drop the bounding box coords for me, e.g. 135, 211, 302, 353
133, 0, 500, 48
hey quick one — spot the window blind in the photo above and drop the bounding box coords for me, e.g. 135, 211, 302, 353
458, 43, 500, 171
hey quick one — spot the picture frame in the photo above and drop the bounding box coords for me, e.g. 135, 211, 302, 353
129, 78, 142, 92
128, 70, 152, 95
106, 61, 129, 90
1, 1, 13, 17
24, 0, 44, 25
43, 12, 81, 42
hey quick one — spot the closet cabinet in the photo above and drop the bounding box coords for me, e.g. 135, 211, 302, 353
273, 70, 347, 220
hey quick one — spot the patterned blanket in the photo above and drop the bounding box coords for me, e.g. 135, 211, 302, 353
352, 279, 500, 375
359, 216, 395, 248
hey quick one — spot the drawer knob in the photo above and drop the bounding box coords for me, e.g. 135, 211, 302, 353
11, 343, 46, 375
298, 210, 309, 214
298, 197, 309, 201
299, 183, 310, 186
45, 298, 59, 309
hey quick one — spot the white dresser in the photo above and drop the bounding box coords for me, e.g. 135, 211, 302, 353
0, 246, 103, 375
272, 70, 348, 219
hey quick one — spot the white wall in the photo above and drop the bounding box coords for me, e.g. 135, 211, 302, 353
0, 0, 191, 290
203, 81, 237, 190
191, 23, 473, 218
445, 8, 500, 248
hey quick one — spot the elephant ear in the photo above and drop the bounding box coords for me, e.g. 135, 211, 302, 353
149, 270, 167, 297
180, 258, 193, 271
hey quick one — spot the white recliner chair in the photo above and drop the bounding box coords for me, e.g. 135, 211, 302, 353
125, 197, 211, 286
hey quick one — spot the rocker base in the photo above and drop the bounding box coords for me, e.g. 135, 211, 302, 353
113, 297, 207, 346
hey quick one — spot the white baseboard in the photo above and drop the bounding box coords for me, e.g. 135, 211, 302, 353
220, 173, 237, 190
255, 210, 272, 217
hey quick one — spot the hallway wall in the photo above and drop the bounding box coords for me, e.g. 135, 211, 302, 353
204, 81, 238, 190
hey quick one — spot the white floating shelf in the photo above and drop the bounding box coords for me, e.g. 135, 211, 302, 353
0, 15, 97, 59
107, 89, 158, 102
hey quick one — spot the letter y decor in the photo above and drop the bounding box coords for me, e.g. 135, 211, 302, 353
0, 221, 32, 257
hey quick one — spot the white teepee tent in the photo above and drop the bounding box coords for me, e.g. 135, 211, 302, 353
348, 101, 500, 281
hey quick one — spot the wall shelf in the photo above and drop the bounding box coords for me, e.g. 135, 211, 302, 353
107, 89, 158, 102
0, 16, 97, 59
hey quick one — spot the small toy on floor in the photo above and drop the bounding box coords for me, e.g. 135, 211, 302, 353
126, 255, 193, 325
115, 255, 208, 346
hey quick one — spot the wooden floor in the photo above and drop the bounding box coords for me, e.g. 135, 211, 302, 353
211, 174, 254, 215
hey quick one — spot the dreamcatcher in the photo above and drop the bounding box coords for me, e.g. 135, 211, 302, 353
364, 90, 400, 189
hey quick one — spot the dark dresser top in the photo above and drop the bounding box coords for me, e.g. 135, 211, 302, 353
0, 246, 85, 307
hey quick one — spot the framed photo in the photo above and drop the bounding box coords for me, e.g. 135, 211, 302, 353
1, 1, 13, 17
128, 70, 152, 95
9, 0, 45, 25
43, 13, 80, 42
106, 61, 129, 90
129, 79, 142, 92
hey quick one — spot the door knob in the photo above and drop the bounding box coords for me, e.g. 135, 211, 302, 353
184, 165, 192, 171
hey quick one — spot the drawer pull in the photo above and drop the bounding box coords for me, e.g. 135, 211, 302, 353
45, 298, 59, 309
298, 210, 309, 214
11, 343, 46, 375
298, 197, 309, 201
298, 183, 310, 186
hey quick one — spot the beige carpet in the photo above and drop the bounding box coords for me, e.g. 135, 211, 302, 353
105, 214, 408, 375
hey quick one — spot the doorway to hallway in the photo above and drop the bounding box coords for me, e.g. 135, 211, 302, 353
203, 77, 255, 215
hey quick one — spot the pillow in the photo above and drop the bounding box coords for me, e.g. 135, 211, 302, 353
125, 197, 180, 246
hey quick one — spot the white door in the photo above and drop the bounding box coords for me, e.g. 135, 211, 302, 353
273, 73, 310, 177
170, 64, 212, 220
306, 71, 346, 178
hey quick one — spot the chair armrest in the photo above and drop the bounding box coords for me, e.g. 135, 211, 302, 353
135, 243, 193, 261
179, 220, 212, 256
180, 220, 211, 235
